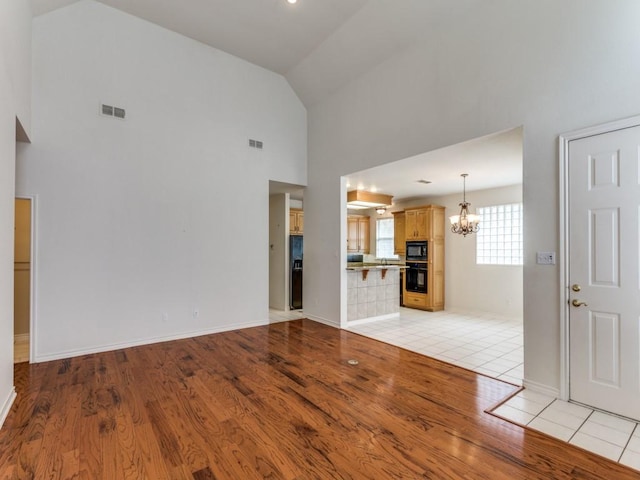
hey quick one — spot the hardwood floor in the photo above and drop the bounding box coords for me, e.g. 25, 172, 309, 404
0, 319, 637, 479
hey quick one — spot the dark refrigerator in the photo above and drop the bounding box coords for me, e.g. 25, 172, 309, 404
290, 235, 303, 310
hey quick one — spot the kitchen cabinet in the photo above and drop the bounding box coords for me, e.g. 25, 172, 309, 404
403, 205, 445, 312
392, 211, 406, 255
289, 208, 304, 234
347, 215, 370, 253
405, 208, 428, 240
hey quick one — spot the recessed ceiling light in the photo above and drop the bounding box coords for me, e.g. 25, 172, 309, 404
287, 0, 297, 4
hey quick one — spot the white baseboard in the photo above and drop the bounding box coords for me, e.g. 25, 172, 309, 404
347, 312, 400, 327
0, 387, 17, 429
304, 314, 339, 328
523, 378, 560, 399
33, 319, 268, 363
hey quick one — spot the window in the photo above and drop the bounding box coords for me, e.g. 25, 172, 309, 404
376, 218, 398, 259
476, 203, 523, 265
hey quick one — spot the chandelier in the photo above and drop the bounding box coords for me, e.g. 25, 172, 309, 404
449, 173, 480, 237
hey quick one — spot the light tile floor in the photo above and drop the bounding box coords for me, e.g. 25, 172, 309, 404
347, 307, 524, 385
493, 390, 640, 471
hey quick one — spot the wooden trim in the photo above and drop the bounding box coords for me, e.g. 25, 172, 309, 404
13, 334, 29, 344
347, 190, 392, 206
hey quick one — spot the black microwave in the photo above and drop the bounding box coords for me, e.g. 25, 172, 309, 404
406, 241, 427, 261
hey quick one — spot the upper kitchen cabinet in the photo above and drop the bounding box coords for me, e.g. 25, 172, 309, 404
405, 208, 429, 240
392, 211, 406, 255
289, 208, 304, 235
347, 215, 370, 253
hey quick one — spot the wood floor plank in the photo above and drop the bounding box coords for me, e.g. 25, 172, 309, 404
0, 319, 638, 479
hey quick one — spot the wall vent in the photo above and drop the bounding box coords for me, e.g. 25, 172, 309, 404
100, 103, 126, 120
248, 139, 263, 150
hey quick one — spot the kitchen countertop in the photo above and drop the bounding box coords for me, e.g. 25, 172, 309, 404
346, 263, 408, 270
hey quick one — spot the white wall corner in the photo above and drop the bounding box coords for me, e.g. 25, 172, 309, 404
304, 314, 340, 329
522, 379, 560, 400
0, 387, 17, 429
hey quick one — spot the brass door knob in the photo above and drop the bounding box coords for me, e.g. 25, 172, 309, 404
571, 299, 588, 307
571, 284, 581, 292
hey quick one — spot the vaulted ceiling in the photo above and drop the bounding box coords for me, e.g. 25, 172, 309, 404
30, 0, 522, 198
30, 0, 482, 107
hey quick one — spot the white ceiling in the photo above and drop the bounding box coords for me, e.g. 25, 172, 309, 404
31, 0, 369, 75
345, 127, 523, 203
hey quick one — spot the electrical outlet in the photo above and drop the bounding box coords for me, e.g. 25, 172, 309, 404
536, 252, 556, 265
192, 308, 199, 319
162, 312, 169, 322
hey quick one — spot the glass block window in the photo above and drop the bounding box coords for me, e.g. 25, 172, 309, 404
476, 203, 523, 265
376, 218, 398, 259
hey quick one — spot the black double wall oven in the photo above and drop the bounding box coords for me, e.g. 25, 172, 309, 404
405, 241, 427, 294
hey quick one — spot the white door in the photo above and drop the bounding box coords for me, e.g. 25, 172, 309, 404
568, 124, 640, 420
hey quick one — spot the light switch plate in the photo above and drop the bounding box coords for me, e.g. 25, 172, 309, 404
536, 252, 556, 265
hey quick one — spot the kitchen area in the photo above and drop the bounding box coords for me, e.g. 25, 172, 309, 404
341, 127, 524, 388
346, 191, 445, 324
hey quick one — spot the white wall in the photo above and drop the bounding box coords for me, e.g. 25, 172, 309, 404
429, 185, 523, 317
269, 193, 288, 311
0, 0, 31, 135
303, 0, 640, 395
16, 1, 306, 361
0, 0, 31, 427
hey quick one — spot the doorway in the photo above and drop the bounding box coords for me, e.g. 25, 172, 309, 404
342, 127, 524, 382
268, 181, 305, 322
561, 115, 640, 420
14, 197, 32, 363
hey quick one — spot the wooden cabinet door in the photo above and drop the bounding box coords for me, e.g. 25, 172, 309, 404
405, 210, 417, 239
406, 209, 428, 240
347, 216, 360, 252
347, 216, 370, 253
296, 211, 304, 234
289, 211, 297, 234
393, 212, 405, 254
429, 238, 445, 310
359, 217, 370, 254
415, 209, 428, 239
290, 209, 303, 234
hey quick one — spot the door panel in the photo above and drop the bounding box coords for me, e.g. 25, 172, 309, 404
590, 208, 619, 286
569, 124, 640, 420
589, 311, 619, 386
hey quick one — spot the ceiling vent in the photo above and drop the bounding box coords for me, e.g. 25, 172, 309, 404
417, 179, 432, 184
